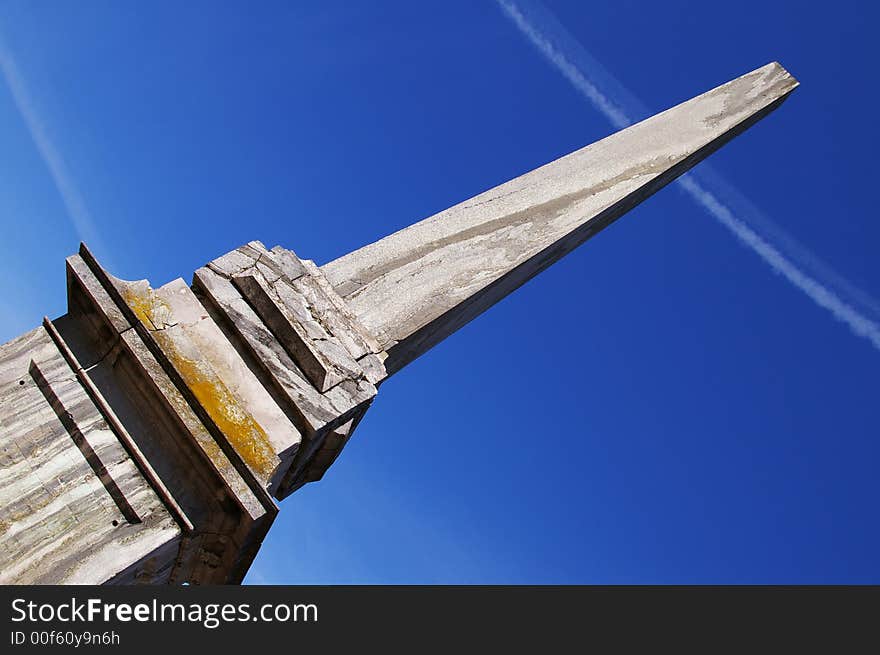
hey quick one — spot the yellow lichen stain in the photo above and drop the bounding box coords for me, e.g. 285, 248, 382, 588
121, 283, 166, 331
175, 354, 278, 481
120, 282, 278, 483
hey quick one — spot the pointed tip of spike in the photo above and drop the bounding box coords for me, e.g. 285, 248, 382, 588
767, 60, 800, 93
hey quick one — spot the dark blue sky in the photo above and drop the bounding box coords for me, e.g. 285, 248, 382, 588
0, 0, 877, 583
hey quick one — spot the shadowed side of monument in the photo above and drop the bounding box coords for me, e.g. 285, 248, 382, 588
0, 62, 797, 584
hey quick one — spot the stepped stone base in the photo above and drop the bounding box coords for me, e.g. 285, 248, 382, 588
0, 242, 386, 584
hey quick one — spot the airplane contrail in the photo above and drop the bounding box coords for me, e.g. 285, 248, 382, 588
0, 37, 106, 258
497, 0, 880, 352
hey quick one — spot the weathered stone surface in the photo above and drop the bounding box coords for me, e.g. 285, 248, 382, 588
115, 276, 301, 494
195, 243, 386, 497
59, 248, 277, 584
42, 315, 192, 533
0, 61, 798, 584
204, 240, 384, 396
74, 253, 271, 523
299, 259, 385, 356
321, 62, 799, 374
270, 245, 308, 281
0, 327, 181, 584
193, 267, 373, 437
234, 272, 362, 391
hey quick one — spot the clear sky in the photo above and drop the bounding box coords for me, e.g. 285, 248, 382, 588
0, 0, 877, 583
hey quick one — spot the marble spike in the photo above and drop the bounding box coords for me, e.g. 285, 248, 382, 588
0, 62, 797, 584
322, 62, 799, 374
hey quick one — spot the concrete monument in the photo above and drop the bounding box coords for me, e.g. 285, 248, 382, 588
0, 62, 798, 583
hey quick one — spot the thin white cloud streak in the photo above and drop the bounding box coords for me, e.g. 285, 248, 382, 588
0, 39, 104, 254
497, 0, 880, 352
497, 0, 631, 132
678, 176, 880, 349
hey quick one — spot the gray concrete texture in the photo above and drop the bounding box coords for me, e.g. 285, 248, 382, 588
0, 62, 797, 583
322, 62, 797, 374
